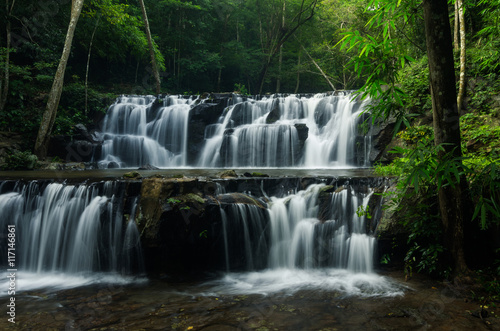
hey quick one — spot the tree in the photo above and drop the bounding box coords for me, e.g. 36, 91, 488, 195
138, 0, 161, 94
340, 0, 470, 275
34, 0, 85, 158
0, 0, 15, 113
255, 0, 318, 94
456, 0, 466, 113
422, 0, 469, 274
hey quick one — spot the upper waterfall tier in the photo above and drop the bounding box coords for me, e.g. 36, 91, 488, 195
96, 93, 373, 169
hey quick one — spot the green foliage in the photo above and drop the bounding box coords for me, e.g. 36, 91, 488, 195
356, 205, 372, 219
469, 162, 500, 230
2, 151, 39, 170
383, 144, 452, 278
397, 125, 433, 146
398, 56, 432, 114
166, 197, 191, 210
52, 83, 115, 135
473, 0, 500, 74
337, 0, 426, 134
234, 83, 249, 95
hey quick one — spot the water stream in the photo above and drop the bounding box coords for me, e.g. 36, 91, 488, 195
97, 93, 372, 168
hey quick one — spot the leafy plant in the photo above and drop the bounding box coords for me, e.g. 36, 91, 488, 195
234, 83, 249, 95
2, 151, 39, 170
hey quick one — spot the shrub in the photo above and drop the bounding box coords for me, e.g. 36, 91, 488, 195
2, 151, 38, 170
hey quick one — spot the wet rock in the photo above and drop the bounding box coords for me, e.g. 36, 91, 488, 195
368, 116, 398, 164
123, 171, 141, 179
73, 123, 99, 143
294, 123, 309, 161
187, 100, 227, 164
107, 161, 119, 169
136, 177, 223, 273
246, 172, 269, 178
265, 99, 281, 124
217, 169, 238, 178
314, 97, 336, 129
216, 192, 267, 209
138, 164, 159, 170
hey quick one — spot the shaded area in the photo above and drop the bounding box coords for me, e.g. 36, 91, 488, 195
0, 271, 497, 330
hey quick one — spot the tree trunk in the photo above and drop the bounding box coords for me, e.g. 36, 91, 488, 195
138, 0, 161, 94
294, 50, 301, 93
34, 0, 84, 158
276, 46, 283, 93
454, 1, 459, 51
85, 15, 100, 115
276, 0, 286, 93
0, 0, 14, 113
422, 0, 469, 275
457, 0, 466, 113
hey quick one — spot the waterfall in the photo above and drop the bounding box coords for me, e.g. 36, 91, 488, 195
208, 182, 402, 297
98, 95, 196, 168
216, 183, 376, 273
218, 196, 269, 271
0, 181, 144, 276
97, 93, 372, 168
267, 183, 375, 272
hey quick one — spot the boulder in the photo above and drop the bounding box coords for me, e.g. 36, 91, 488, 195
187, 100, 227, 164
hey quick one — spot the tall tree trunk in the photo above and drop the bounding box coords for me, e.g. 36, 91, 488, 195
85, 15, 100, 115
294, 50, 301, 93
0, 0, 14, 113
454, 1, 459, 51
138, 0, 161, 94
457, 0, 466, 113
276, 46, 283, 93
34, 0, 84, 158
423, 0, 469, 275
276, 0, 286, 93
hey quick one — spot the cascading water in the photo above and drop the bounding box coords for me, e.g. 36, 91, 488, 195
0, 181, 144, 294
97, 93, 372, 168
210, 182, 402, 297
98, 95, 197, 168
219, 202, 269, 271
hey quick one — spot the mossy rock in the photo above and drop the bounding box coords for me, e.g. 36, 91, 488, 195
335, 186, 346, 193
178, 193, 206, 205
217, 169, 238, 178
123, 171, 141, 179
216, 192, 267, 209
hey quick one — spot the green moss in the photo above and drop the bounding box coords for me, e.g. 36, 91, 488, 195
181, 193, 206, 204
123, 171, 141, 179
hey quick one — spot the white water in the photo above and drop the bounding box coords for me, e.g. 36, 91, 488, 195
212, 183, 401, 297
98, 95, 196, 168
0, 181, 145, 295
204, 269, 404, 297
98, 93, 372, 168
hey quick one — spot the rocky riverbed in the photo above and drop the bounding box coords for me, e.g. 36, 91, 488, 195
1, 270, 497, 330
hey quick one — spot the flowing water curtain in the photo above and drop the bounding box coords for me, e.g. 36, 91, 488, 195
201, 93, 371, 168
98, 93, 372, 168
267, 183, 376, 272
219, 200, 270, 271
0, 181, 143, 274
98, 95, 195, 168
